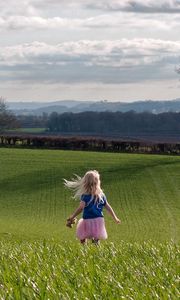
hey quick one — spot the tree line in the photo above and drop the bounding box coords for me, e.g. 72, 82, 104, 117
1, 97, 180, 136
46, 111, 180, 135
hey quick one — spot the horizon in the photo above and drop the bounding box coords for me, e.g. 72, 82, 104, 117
1, 1, 180, 102
7, 98, 180, 104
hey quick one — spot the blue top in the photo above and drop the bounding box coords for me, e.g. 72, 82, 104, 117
81, 194, 107, 219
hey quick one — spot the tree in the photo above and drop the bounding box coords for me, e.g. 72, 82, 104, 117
0, 97, 8, 113
0, 97, 19, 131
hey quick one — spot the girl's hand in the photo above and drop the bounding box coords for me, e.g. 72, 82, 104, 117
66, 217, 77, 228
115, 217, 121, 224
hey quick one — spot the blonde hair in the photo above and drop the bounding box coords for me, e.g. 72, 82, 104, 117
64, 170, 104, 201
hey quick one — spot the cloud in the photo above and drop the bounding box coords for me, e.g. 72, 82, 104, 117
0, 0, 38, 17
0, 1, 179, 38
0, 39, 179, 84
86, 0, 180, 13
0, 1, 180, 33
0, 16, 81, 30
1, 0, 180, 18
28, 0, 180, 14
0, 14, 173, 31
1, 39, 180, 66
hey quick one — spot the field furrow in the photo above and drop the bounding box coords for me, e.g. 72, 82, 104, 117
0, 148, 179, 242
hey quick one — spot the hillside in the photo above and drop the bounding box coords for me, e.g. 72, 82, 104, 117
8, 99, 180, 115
0, 148, 179, 299
0, 148, 179, 242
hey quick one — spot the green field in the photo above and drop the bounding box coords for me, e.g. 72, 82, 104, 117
0, 148, 179, 299
0, 148, 179, 242
8, 128, 46, 134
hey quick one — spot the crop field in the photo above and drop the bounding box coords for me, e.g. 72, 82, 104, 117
0, 148, 179, 299
8, 128, 46, 134
0, 240, 178, 299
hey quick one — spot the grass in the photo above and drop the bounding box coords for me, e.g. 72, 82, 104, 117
0, 240, 179, 299
7, 128, 46, 134
0, 148, 179, 299
0, 148, 179, 242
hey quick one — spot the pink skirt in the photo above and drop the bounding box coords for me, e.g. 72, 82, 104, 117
76, 217, 108, 240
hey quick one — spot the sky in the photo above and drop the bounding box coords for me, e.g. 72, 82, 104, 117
0, 0, 180, 102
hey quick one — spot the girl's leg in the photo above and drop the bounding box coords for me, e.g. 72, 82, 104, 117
92, 238, 99, 245
80, 239, 86, 245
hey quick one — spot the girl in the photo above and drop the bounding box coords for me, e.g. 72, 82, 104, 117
64, 170, 120, 244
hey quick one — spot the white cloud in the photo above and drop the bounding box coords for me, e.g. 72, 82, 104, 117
0, 14, 174, 31
1, 1, 180, 101
0, 16, 81, 30
0, 0, 38, 17
1, 0, 180, 19
86, 0, 180, 13
0, 1, 179, 36
0, 39, 179, 85
1, 39, 180, 66
29, 0, 180, 14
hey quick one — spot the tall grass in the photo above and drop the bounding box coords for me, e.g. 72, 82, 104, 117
0, 240, 179, 300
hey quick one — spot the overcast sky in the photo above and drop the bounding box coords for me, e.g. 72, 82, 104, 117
1, 0, 180, 102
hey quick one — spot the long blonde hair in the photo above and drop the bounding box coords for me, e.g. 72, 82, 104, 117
64, 170, 104, 201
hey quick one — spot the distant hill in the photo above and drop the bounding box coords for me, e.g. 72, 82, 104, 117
8, 100, 88, 110
8, 99, 180, 115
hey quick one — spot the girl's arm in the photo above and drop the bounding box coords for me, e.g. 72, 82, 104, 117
68, 201, 85, 220
105, 201, 121, 224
